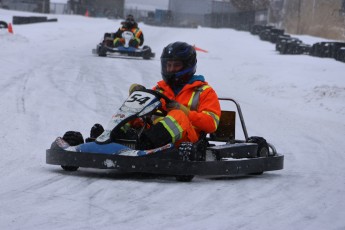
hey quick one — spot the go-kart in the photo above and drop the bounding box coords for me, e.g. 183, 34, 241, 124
46, 89, 284, 182
92, 31, 155, 60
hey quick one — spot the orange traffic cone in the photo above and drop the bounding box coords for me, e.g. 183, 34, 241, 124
8, 23, 13, 34
193, 45, 208, 53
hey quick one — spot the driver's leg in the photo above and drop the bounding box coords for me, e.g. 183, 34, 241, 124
129, 37, 140, 48
113, 38, 125, 47
137, 110, 198, 150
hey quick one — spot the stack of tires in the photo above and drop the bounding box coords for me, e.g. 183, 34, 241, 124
12, 16, 57, 25
251, 24, 311, 55
335, 47, 345, 63
252, 25, 285, 43
267, 29, 285, 43
309, 42, 345, 63
250, 24, 343, 64
258, 27, 279, 42
276, 37, 311, 55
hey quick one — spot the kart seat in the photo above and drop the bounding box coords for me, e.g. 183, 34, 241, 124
209, 110, 235, 142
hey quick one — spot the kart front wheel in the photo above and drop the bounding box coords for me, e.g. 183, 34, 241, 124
59, 131, 84, 172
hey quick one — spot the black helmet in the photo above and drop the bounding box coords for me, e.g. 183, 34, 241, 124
123, 14, 136, 28
161, 42, 197, 88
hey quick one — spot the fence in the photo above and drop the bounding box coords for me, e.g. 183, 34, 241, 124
50, 3, 69, 14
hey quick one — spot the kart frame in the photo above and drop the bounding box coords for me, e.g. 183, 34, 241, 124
46, 97, 284, 180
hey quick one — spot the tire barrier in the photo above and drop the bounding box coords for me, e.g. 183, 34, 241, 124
309, 42, 345, 59
259, 28, 285, 43
335, 48, 345, 62
47, 18, 58, 22
251, 24, 345, 63
12, 16, 58, 25
275, 37, 311, 55
250, 25, 268, 35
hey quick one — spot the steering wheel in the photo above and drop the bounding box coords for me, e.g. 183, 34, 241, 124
126, 89, 171, 138
141, 89, 172, 117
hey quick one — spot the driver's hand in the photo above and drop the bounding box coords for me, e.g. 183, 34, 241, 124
129, 83, 146, 95
166, 101, 190, 115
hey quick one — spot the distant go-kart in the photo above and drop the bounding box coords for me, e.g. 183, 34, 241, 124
46, 89, 284, 182
92, 31, 155, 60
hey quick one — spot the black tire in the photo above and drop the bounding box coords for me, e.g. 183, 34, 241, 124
103, 32, 113, 40
13, 16, 47, 25
142, 45, 152, 60
62, 131, 84, 146
248, 136, 269, 157
60, 131, 84, 171
0, 21, 8, 29
248, 136, 269, 175
97, 44, 107, 57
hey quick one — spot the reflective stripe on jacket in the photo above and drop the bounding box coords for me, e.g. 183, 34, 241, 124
114, 26, 144, 46
120, 27, 142, 40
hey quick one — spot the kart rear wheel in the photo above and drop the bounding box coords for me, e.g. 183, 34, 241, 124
248, 136, 269, 175
248, 136, 269, 157
142, 45, 152, 60
98, 45, 107, 57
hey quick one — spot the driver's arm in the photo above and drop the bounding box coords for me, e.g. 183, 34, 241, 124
188, 88, 221, 133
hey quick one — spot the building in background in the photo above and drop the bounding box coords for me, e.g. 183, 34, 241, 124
143, 0, 243, 28
168, 0, 214, 27
0, 0, 124, 18
1, 0, 344, 40
282, 0, 345, 40
66, 0, 124, 18
0, 0, 50, 13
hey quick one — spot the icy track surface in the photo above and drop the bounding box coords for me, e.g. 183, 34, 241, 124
0, 9, 345, 230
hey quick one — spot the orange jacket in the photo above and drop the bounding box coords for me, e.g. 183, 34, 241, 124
153, 77, 221, 137
114, 27, 144, 46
